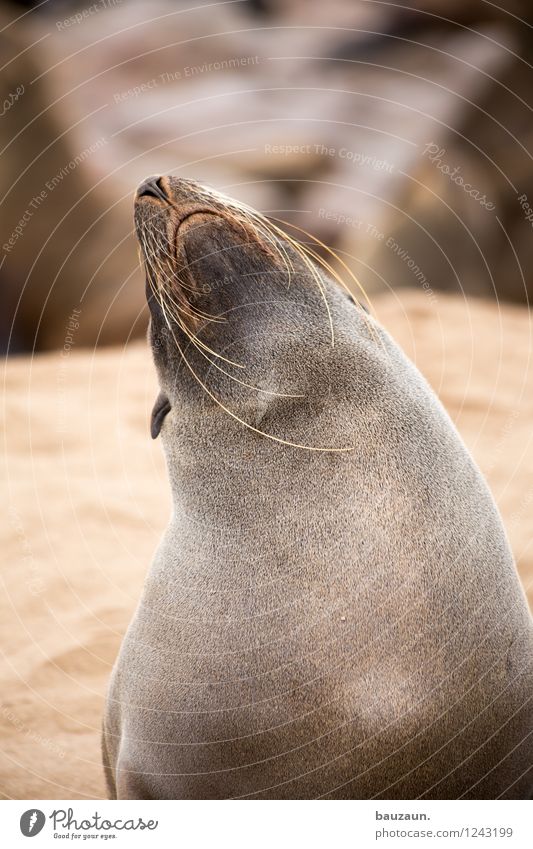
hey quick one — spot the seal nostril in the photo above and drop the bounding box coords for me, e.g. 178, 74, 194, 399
137, 176, 167, 201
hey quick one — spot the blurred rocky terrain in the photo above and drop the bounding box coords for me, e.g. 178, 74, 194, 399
1, 0, 533, 351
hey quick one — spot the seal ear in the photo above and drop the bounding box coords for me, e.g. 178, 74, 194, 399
150, 391, 171, 439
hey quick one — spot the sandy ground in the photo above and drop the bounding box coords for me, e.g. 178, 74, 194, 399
1, 289, 532, 800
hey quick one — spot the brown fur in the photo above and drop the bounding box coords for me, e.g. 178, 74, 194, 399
103, 176, 533, 799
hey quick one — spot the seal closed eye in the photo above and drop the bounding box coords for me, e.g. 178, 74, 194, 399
102, 175, 533, 801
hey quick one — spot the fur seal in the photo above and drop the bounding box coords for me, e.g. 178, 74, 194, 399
102, 175, 533, 799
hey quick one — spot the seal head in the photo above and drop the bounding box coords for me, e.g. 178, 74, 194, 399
134, 174, 373, 451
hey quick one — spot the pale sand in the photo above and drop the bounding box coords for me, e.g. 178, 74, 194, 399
1, 290, 532, 799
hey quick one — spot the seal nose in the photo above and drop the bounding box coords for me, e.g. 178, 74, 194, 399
136, 176, 167, 201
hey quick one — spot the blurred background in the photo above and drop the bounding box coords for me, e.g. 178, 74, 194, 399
2, 0, 533, 353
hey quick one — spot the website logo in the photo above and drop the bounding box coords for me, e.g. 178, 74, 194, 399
20, 809, 46, 837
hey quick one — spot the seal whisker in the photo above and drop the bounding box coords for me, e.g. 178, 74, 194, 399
163, 314, 355, 451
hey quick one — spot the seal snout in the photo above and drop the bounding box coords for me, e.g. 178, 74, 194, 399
136, 175, 168, 202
